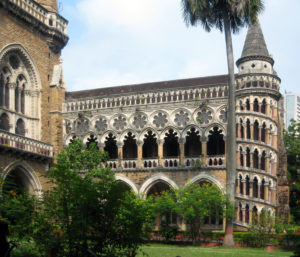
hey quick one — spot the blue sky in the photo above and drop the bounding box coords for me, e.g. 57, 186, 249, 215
60, 0, 300, 94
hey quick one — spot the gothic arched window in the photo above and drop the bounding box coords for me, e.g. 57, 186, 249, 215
253, 177, 258, 198
143, 131, 158, 158
15, 118, 25, 136
185, 128, 202, 157
246, 120, 251, 139
0, 113, 9, 131
261, 99, 266, 114
163, 129, 179, 157
254, 121, 259, 141
207, 127, 225, 155
253, 98, 259, 112
253, 149, 259, 169
123, 132, 137, 159
104, 133, 118, 159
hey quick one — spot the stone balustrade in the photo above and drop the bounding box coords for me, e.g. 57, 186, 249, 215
143, 158, 158, 168
0, 129, 53, 157
122, 159, 137, 169
163, 158, 179, 168
207, 156, 225, 167
184, 157, 202, 167
8, 0, 67, 35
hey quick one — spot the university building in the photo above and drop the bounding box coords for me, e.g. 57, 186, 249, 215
0, 0, 289, 231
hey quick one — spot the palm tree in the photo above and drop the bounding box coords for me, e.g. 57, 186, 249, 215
181, 0, 264, 247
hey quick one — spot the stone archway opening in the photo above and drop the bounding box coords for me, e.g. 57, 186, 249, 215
146, 181, 177, 229
2, 166, 40, 195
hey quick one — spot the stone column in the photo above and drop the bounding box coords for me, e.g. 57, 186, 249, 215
265, 129, 270, 145
117, 142, 123, 168
249, 210, 253, 224
9, 83, 15, 110
201, 138, 207, 166
137, 140, 143, 168
250, 152, 254, 168
266, 154, 270, 173
236, 178, 240, 194
242, 208, 246, 224
236, 151, 240, 167
242, 179, 246, 195
258, 154, 261, 170
249, 181, 253, 197
258, 182, 261, 199
266, 103, 270, 116
158, 139, 163, 166
264, 184, 269, 202
179, 138, 185, 166
259, 125, 262, 141
236, 205, 240, 222
250, 123, 254, 140
237, 123, 241, 138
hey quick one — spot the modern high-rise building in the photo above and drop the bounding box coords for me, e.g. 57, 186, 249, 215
284, 93, 300, 130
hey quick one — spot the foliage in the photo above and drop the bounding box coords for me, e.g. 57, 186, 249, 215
151, 183, 228, 244
0, 139, 153, 257
284, 119, 300, 223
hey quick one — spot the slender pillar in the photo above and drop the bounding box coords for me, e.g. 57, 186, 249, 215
249, 210, 253, 224
249, 181, 253, 197
242, 179, 246, 195
117, 143, 123, 168
201, 139, 207, 166
250, 152, 254, 168
179, 138, 185, 166
237, 123, 241, 138
258, 183, 261, 199
158, 140, 163, 166
137, 141, 143, 168
259, 126, 262, 141
250, 124, 254, 140
264, 184, 269, 202
236, 178, 240, 194
242, 208, 246, 224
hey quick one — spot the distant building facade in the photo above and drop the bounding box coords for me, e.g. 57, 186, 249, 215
284, 93, 300, 130
0, 0, 289, 231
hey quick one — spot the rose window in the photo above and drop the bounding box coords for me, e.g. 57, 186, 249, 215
113, 115, 127, 130
219, 108, 227, 123
76, 119, 89, 133
196, 108, 212, 125
153, 112, 168, 128
95, 118, 107, 132
174, 110, 189, 127
133, 114, 147, 129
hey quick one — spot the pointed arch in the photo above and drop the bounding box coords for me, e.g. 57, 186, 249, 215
115, 174, 138, 194
1, 160, 42, 195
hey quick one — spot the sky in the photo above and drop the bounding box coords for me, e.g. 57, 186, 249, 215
60, 0, 300, 94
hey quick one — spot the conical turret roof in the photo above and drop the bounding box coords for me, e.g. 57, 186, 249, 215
237, 21, 274, 66
241, 21, 269, 58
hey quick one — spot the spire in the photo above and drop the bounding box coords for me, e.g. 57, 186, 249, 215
241, 21, 269, 58
237, 21, 274, 66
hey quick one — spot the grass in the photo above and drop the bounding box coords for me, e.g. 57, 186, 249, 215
137, 244, 294, 257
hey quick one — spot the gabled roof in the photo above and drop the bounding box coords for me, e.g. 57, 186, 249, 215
66, 74, 228, 100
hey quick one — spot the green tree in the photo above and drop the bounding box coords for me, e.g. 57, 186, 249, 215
180, 0, 264, 246
0, 139, 153, 257
152, 183, 228, 244
284, 119, 300, 223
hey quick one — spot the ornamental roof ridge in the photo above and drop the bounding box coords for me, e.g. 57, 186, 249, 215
66, 74, 229, 100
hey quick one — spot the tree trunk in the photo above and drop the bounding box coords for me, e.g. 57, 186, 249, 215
222, 11, 236, 248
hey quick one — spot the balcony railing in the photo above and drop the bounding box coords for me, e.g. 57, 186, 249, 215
104, 155, 225, 170
0, 129, 53, 158
7, 0, 68, 35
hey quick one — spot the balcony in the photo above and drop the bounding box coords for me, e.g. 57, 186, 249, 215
0, 129, 53, 159
104, 155, 225, 171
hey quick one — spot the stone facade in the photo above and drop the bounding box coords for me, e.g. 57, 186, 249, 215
0, 0, 289, 231
0, 0, 67, 192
